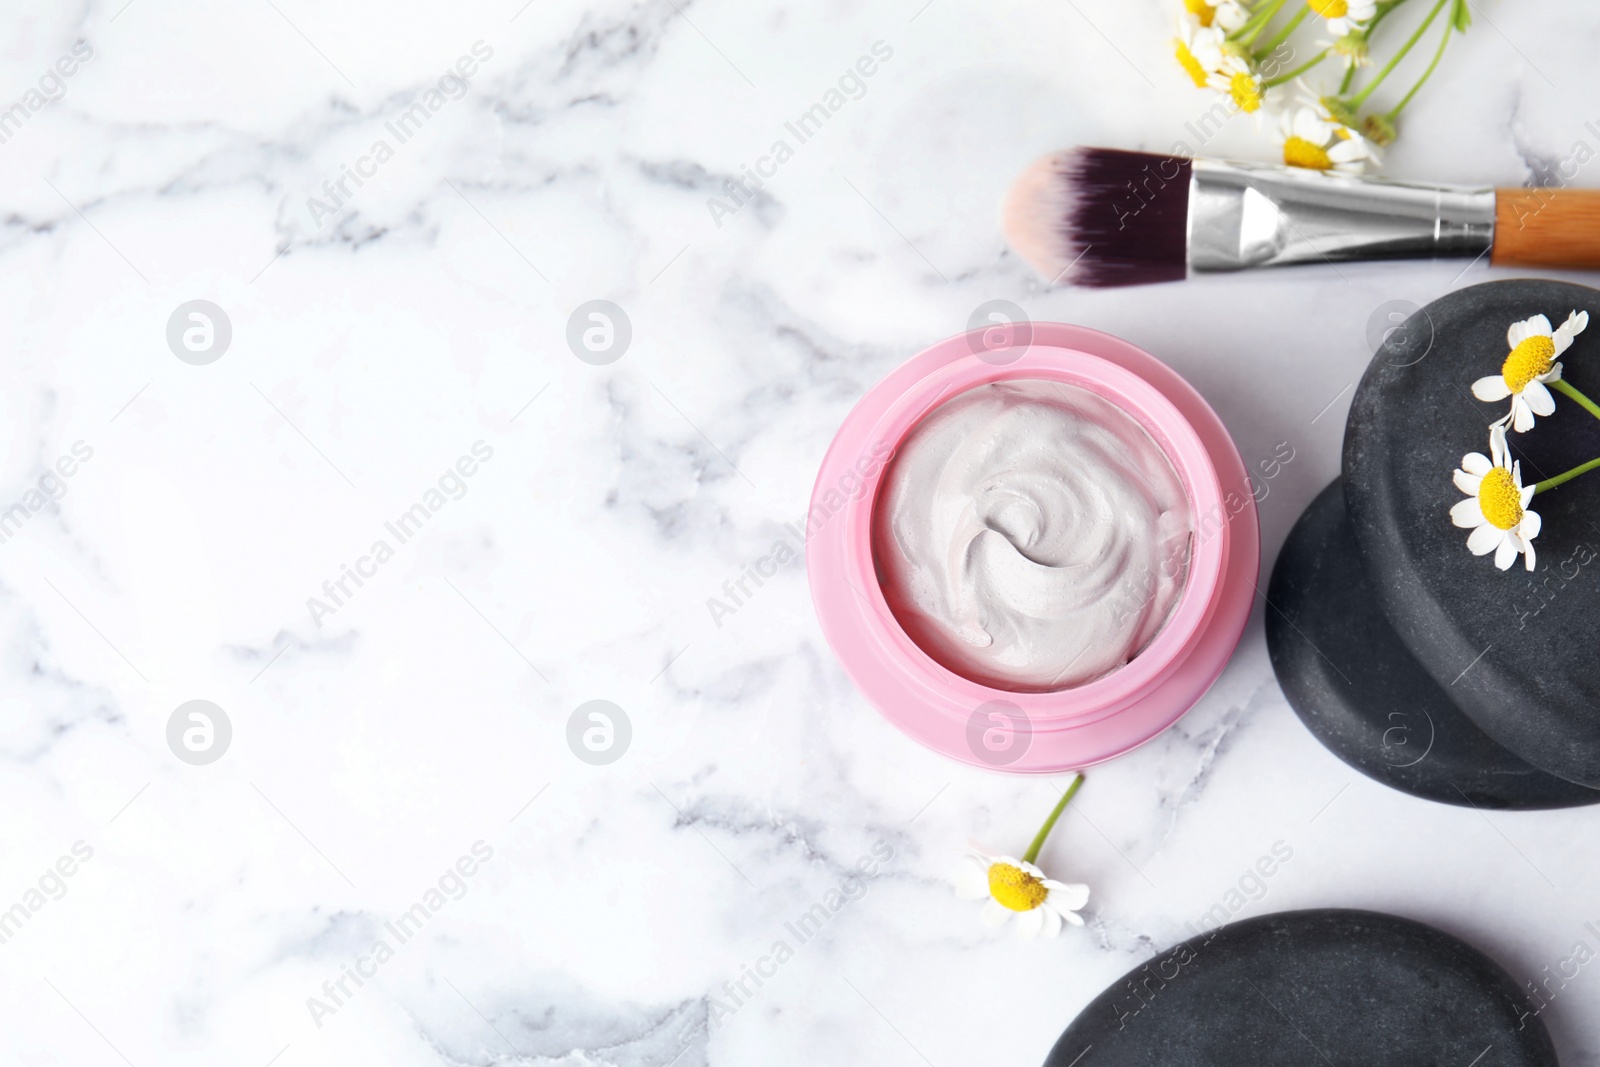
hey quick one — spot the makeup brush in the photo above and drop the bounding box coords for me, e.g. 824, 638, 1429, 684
1002, 147, 1600, 288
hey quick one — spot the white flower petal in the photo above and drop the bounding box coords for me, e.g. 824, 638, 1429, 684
1450, 497, 1485, 528
1213, 2, 1248, 31
954, 864, 991, 901
1524, 380, 1556, 416
1490, 424, 1511, 465
1293, 108, 1331, 143
1461, 452, 1492, 476
1495, 535, 1519, 570
1553, 310, 1587, 355
1507, 320, 1530, 348
1185, 39, 1218, 69
980, 900, 1012, 927
1467, 523, 1502, 555
1048, 882, 1091, 911
1039, 904, 1063, 938
1524, 538, 1538, 572
1520, 510, 1541, 539
1453, 470, 1483, 495
1327, 139, 1367, 164
1522, 484, 1536, 507
1527, 314, 1553, 338
1060, 908, 1085, 926
1013, 907, 1046, 939
1539, 361, 1563, 384
1512, 398, 1535, 433
1472, 376, 1511, 401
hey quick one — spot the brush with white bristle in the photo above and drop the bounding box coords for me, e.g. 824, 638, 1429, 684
1001, 146, 1600, 288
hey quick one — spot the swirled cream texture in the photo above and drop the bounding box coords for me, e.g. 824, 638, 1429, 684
874, 379, 1193, 692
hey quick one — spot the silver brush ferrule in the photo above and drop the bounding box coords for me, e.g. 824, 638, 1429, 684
1187, 158, 1495, 272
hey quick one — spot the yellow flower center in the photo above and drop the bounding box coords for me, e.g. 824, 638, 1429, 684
1502, 335, 1556, 392
1227, 71, 1262, 113
1175, 40, 1209, 87
1184, 0, 1216, 26
1308, 0, 1349, 17
1283, 135, 1333, 170
1478, 467, 1524, 531
988, 862, 1049, 912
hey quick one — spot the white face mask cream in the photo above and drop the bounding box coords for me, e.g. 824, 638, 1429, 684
873, 378, 1194, 692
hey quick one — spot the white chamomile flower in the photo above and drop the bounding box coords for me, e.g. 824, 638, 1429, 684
1277, 104, 1374, 174
955, 847, 1089, 939
1472, 311, 1590, 433
1306, 0, 1376, 37
1174, 16, 1231, 89
1183, 0, 1250, 32
1208, 63, 1264, 115
1451, 424, 1539, 572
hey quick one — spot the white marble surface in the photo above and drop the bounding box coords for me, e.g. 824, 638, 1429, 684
4, 0, 1600, 1064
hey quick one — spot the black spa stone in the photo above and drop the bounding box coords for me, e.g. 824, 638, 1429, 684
1267, 477, 1600, 809
1344, 279, 1600, 788
1043, 909, 1556, 1067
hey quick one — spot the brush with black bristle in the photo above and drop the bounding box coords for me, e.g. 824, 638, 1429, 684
1002, 146, 1600, 288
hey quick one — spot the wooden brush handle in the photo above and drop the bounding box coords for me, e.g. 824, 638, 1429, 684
1493, 188, 1600, 268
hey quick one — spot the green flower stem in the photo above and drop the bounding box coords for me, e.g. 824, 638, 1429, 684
1339, 0, 1406, 93
1534, 455, 1600, 495
1232, 0, 1288, 43
1553, 379, 1600, 423
1384, 7, 1453, 119
1348, 0, 1449, 108
1022, 773, 1084, 865
1264, 47, 1331, 88
1368, 0, 1410, 32
1255, 4, 1309, 58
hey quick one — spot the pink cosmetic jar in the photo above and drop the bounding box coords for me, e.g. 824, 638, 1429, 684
806, 322, 1259, 773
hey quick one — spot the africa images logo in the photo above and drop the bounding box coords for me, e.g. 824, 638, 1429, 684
703, 41, 894, 229
305, 841, 494, 1028
306, 441, 495, 627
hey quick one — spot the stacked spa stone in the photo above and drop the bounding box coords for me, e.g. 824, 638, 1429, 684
1043, 910, 1557, 1066
1268, 279, 1600, 809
